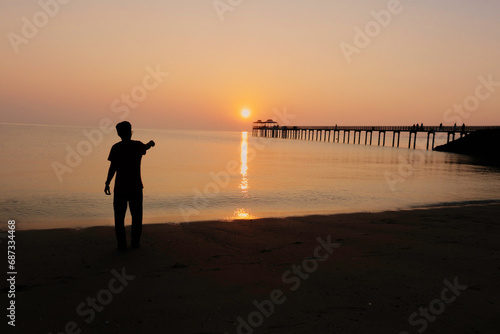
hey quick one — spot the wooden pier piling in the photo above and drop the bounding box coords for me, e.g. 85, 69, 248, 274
252, 121, 500, 150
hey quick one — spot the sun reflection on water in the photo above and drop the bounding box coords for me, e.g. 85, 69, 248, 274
239, 131, 249, 194
228, 132, 256, 220
232, 208, 256, 220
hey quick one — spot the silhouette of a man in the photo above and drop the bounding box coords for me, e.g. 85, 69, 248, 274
105, 121, 155, 250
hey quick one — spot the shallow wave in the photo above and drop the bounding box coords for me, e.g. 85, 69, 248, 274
410, 199, 500, 209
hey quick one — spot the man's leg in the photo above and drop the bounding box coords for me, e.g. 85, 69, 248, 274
113, 192, 128, 250
129, 190, 143, 248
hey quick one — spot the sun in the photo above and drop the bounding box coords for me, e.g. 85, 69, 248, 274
241, 108, 251, 118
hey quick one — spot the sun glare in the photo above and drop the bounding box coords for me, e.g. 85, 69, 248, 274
241, 109, 251, 118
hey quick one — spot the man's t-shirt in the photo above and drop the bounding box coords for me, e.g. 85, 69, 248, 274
108, 140, 147, 193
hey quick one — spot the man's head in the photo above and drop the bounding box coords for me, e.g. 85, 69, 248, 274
116, 121, 132, 140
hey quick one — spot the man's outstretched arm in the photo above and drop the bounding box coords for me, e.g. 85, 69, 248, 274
104, 162, 117, 195
145, 140, 155, 150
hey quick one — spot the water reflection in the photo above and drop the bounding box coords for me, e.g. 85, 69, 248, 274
239, 132, 249, 194
232, 208, 254, 220
231, 132, 255, 220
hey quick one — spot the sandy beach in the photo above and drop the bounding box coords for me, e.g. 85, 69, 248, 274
6, 203, 500, 334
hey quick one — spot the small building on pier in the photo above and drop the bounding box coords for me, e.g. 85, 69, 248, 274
253, 119, 278, 128
252, 119, 278, 137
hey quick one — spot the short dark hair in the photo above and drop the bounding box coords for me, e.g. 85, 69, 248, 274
116, 121, 132, 138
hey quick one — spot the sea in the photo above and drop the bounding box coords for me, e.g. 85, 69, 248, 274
1, 123, 500, 230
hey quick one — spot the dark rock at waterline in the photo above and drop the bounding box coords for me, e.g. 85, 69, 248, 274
434, 129, 500, 160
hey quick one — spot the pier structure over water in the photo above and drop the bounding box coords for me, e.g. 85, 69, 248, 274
252, 120, 500, 150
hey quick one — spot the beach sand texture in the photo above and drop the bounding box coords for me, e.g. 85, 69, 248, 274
7, 204, 500, 333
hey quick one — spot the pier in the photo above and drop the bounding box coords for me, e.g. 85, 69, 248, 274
252, 120, 500, 150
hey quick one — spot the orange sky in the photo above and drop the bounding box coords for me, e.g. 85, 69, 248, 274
1, 0, 499, 131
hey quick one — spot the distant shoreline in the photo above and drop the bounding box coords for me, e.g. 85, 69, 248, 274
11, 200, 500, 231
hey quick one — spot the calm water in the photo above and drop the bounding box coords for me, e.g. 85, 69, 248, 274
1, 123, 500, 230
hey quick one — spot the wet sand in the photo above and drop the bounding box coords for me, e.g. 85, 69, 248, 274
6, 204, 500, 333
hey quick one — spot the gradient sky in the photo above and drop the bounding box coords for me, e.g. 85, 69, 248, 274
1, 0, 499, 131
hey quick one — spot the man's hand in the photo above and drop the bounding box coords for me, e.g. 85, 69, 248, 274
105, 184, 111, 195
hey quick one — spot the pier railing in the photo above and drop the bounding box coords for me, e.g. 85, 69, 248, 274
253, 125, 500, 132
